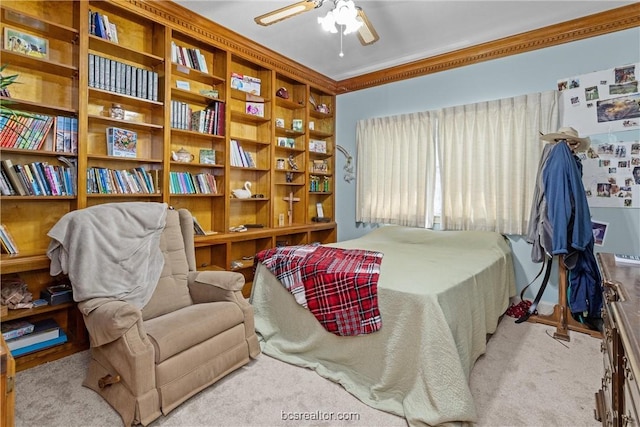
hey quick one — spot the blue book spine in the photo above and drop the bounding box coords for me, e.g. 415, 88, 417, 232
11, 330, 67, 357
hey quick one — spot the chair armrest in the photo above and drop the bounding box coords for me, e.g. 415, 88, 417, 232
188, 271, 246, 304
78, 298, 145, 347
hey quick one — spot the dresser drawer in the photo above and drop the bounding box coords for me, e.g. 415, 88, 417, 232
602, 308, 615, 363
623, 355, 639, 427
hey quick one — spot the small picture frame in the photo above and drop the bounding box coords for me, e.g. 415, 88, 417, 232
176, 80, 191, 91
275, 118, 285, 128
316, 203, 324, 218
4, 27, 48, 59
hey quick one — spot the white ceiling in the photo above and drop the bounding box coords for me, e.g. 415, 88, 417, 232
173, 1, 635, 81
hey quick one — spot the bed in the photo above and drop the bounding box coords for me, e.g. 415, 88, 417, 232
250, 226, 516, 426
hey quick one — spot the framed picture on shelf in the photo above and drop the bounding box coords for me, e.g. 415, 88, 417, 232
199, 149, 215, 164
3, 27, 49, 59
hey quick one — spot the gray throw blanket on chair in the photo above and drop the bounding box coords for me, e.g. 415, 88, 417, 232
47, 202, 168, 308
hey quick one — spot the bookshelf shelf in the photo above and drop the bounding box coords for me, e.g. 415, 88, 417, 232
86, 193, 163, 198
89, 35, 164, 68
171, 87, 224, 105
87, 114, 163, 130
171, 128, 225, 140
0, 50, 78, 78
1, 6, 79, 41
0, 147, 77, 157
0, 195, 76, 201
1, 302, 75, 322
0, 97, 77, 116
230, 111, 270, 125
0, 252, 50, 274
310, 109, 333, 119
172, 63, 225, 86
86, 154, 163, 163
230, 88, 270, 103
88, 88, 164, 108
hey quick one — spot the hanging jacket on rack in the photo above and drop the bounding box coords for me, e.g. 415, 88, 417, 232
527, 140, 602, 320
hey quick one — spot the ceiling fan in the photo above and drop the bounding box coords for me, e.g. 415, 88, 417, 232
255, 0, 379, 46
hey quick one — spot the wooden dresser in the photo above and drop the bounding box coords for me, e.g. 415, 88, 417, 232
595, 253, 640, 427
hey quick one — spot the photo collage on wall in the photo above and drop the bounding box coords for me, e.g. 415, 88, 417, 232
558, 63, 640, 135
558, 63, 640, 208
578, 140, 639, 208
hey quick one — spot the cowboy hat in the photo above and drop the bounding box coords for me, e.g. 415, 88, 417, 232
540, 127, 591, 152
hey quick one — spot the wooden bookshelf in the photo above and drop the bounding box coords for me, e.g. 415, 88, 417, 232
0, 0, 337, 369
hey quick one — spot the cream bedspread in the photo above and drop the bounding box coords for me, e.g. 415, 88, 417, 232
250, 226, 516, 426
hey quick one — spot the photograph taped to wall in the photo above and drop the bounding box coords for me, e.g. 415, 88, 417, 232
591, 220, 609, 246
558, 63, 640, 135
580, 140, 639, 208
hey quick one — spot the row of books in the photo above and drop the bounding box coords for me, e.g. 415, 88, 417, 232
170, 100, 225, 136
0, 223, 18, 254
0, 114, 78, 153
0, 113, 53, 150
0, 158, 76, 197
169, 171, 218, 195
1, 318, 67, 357
89, 9, 119, 43
230, 139, 256, 168
87, 167, 158, 195
171, 41, 209, 74
89, 54, 159, 101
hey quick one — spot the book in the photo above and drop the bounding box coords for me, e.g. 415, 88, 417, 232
0, 224, 19, 254
10, 329, 67, 357
106, 127, 137, 158
614, 254, 640, 265
1, 320, 34, 340
6, 318, 61, 351
1, 159, 27, 196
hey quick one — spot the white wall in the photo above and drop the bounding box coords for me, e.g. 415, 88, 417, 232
334, 28, 640, 304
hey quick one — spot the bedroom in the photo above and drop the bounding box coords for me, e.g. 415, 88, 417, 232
2, 1, 639, 427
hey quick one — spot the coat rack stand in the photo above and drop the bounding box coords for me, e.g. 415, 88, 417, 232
527, 255, 602, 341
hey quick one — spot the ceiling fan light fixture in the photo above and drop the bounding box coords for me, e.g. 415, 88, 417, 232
255, 1, 320, 26
342, 17, 363, 35
356, 7, 379, 45
318, 10, 338, 33
318, 0, 362, 35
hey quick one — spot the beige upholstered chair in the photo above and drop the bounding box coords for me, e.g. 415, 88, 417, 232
78, 208, 260, 426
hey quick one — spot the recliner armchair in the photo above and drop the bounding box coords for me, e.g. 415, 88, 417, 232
77, 207, 260, 426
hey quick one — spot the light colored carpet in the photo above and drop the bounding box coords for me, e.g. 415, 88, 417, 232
14, 318, 602, 427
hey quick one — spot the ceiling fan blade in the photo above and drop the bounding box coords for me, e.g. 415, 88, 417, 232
356, 7, 379, 45
255, 0, 321, 26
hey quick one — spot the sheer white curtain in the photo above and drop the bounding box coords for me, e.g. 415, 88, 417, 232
438, 90, 558, 234
356, 112, 437, 228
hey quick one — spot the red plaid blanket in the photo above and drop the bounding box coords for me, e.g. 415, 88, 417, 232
255, 245, 383, 336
